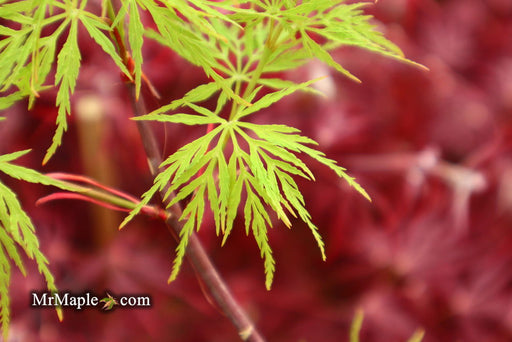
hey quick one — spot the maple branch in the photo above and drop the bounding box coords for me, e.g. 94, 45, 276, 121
126, 83, 266, 342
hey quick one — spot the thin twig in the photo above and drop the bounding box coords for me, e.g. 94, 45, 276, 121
127, 83, 266, 342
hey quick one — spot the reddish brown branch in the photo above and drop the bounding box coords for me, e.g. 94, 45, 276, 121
126, 84, 266, 342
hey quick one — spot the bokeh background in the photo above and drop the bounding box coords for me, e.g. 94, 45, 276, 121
1, 0, 512, 341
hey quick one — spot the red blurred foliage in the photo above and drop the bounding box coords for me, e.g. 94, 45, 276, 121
2, 0, 512, 341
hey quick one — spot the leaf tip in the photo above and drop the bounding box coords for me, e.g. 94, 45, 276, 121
118, 218, 129, 230
265, 280, 272, 291
419, 64, 430, 72
167, 274, 176, 284
280, 213, 291, 228
57, 308, 64, 322
361, 190, 372, 202
42, 151, 53, 165
221, 234, 228, 246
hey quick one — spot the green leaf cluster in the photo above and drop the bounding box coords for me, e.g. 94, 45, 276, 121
125, 84, 369, 289
109, 0, 232, 98
0, 0, 268, 162
0, 149, 78, 340
1, 0, 422, 292
0, 0, 133, 163
121, 0, 424, 288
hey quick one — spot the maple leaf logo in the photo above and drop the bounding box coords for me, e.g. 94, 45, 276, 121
100, 293, 118, 311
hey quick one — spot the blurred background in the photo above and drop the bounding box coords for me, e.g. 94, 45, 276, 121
1, 0, 512, 341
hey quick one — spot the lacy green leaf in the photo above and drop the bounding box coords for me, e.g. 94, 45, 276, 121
301, 30, 361, 83
0, 149, 81, 339
0, 243, 11, 341
128, 0, 144, 98
43, 18, 80, 164
134, 113, 225, 126
236, 78, 322, 120
79, 14, 131, 79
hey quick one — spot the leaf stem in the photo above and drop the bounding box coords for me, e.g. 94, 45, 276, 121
126, 83, 266, 342
36, 174, 166, 219
236, 19, 283, 120
243, 46, 271, 101
105, 0, 129, 64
